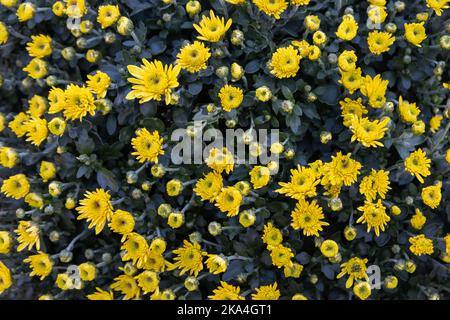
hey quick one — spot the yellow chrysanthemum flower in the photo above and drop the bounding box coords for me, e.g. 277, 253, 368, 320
251, 283, 280, 300
360, 74, 389, 109
336, 14, 358, 41
172, 240, 207, 277
357, 199, 390, 237
0, 231, 12, 254
126, 59, 181, 104
321, 152, 362, 187
24, 117, 48, 146
87, 287, 114, 300
249, 165, 271, 189
218, 84, 244, 112
268, 244, 294, 268
205, 147, 235, 173
26, 34, 52, 58
79, 262, 96, 281
15, 220, 40, 252
359, 169, 391, 201
86, 71, 111, 98
398, 96, 420, 123
421, 182, 442, 209
76, 188, 114, 234
354, 282, 371, 300
409, 234, 434, 256
1, 174, 30, 199
404, 148, 431, 183
65, 0, 87, 18
109, 209, 135, 238
193, 10, 232, 42
131, 128, 164, 163
404, 22, 427, 47
208, 281, 244, 300
276, 165, 319, 200
48, 87, 66, 114
215, 186, 242, 217
0, 262, 12, 295
24, 252, 53, 280
193, 171, 223, 202
0, 21, 8, 45
28, 95, 47, 117
111, 274, 140, 300
135, 271, 159, 294
17, 2, 35, 22
0, 147, 18, 169
205, 254, 228, 274
121, 233, 149, 268
426, 0, 449, 16
48, 117, 66, 136
291, 199, 329, 237
97, 5, 120, 29
252, 0, 288, 19
269, 46, 301, 79
176, 41, 211, 73
350, 116, 390, 148
63, 84, 96, 121
338, 50, 358, 72
262, 222, 283, 246
337, 257, 369, 288
411, 208, 426, 230
339, 67, 362, 94
320, 239, 339, 258
340, 97, 368, 127
429, 115, 443, 133
367, 31, 395, 55
22, 58, 48, 79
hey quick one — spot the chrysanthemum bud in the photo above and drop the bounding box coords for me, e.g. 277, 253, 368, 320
394, 1, 405, 12
84, 249, 94, 260
329, 198, 343, 211
61, 47, 76, 61
320, 131, 332, 144
328, 53, 337, 64
385, 23, 397, 33
384, 276, 398, 289
405, 196, 414, 205
76, 37, 87, 49
231, 62, 244, 81
412, 120, 425, 135
255, 86, 272, 102
309, 274, 318, 284
440, 35, 450, 50
403, 55, 411, 64
151, 164, 165, 178
80, 20, 93, 34
59, 250, 73, 263
117, 17, 134, 36
208, 222, 222, 236
16, 208, 25, 219
344, 226, 357, 241
225, 119, 237, 128
102, 253, 112, 263
49, 231, 60, 243
186, 0, 201, 17
231, 29, 244, 45
307, 93, 317, 102
284, 148, 295, 160
157, 204, 171, 218
281, 100, 294, 113
184, 276, 199, 291
189, 232, 202, 243
131, 188, 142, 199
216, 66, 229, 79
46, 75, 57, 87
405, 260, 416, 273
104, 32, 116, 44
